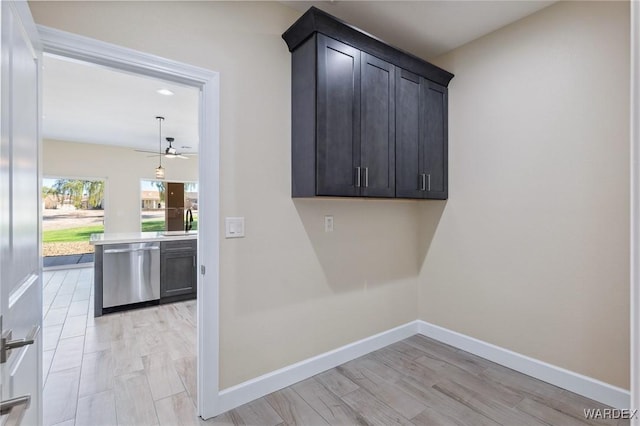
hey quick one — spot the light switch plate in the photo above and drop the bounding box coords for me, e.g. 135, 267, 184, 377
324, 215, 334, 232
225, 217, 245, 238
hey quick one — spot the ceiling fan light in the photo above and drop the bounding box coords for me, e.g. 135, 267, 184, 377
155, 165, 165, 179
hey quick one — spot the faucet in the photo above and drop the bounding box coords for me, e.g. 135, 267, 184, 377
185, 208, 193, 232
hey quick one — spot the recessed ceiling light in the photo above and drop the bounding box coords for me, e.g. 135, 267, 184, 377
156, 88, 174, 96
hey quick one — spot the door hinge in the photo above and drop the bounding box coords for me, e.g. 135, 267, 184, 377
200, 265, 206, 275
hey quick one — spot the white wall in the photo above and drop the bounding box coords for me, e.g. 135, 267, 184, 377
43, 139, 198, 233
30, 1, 420, 389
420, 1, 630, 388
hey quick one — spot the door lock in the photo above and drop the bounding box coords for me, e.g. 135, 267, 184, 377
1, 325, 39, 363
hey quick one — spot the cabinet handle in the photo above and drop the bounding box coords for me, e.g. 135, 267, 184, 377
420, 173, 426, 191
364, 168, 369, 188
427, 174, 431, 191
355, 167, 361, 187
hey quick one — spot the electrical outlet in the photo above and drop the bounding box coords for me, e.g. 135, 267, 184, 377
324, 215, 334, 232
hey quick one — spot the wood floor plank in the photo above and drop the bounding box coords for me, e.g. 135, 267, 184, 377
416, 358, 524, 408
341, 388, 414, 426
143, 351, 186, 401
111, 337, 143, 376
60, 314, 87, 339
411, 407, 469, 426
50, 335, 85, 372
113, 371, 159, 426
393, 375, 500, 426
315, 368, 359, 397
265, 387, 329, 425
68, 299, 90, 316
480, 365, 618, 426
43, 325, 63, 352
43, 367, 81, 426
386, 341, 430, 360
228, 397, 283, 426
44, 307, 68, 327
369, 346, 440, 387
43, 349, 55, 384
337, 360, 427, 419
79, 349, 113, 397
75, 390, 117, 426
404, 335, 492, 375
155, 392, 199, 426
515, 397, 591, 426
84, 325, 112, 354
174, 356, 197, 400
433, 379, 548, 426
204, 411, 239, 426
291, 377, 368, 425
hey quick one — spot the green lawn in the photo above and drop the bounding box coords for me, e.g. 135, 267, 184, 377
43, 219, 199, 243
141, 219, 198, 232
43, 225, 105, 243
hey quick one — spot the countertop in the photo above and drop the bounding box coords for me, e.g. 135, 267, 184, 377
90, 231, 197, 245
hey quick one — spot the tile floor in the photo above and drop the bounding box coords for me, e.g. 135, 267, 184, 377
43, 267, 197, 426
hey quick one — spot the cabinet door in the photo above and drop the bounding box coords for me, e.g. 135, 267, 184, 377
316, 34, 361, 196
161, 246, 196, 298
422, 80, 448, 199
360, 53, 395, 197
395, 69, 422, 198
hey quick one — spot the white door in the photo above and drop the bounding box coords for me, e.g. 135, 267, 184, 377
0, 1, 42, 425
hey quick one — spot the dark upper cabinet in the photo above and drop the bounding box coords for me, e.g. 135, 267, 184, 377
316, 35, 360, 196
360, 53, 395, 197
396, 72, 448, 199
396, 70, 422, 199
423, 81, 448, 199
284, 7, 452, 200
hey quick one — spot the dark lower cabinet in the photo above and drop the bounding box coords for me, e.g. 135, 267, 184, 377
160, 240, 197, 302
396, 70, 448, 199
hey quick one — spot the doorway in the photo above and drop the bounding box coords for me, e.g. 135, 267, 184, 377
38, 26, 220, 420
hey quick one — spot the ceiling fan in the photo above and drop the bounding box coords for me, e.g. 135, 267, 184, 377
136, 137, 197, 160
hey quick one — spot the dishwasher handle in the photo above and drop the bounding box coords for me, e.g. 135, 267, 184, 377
104, 247, 160, 254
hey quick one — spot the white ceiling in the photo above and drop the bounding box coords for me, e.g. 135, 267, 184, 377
42, 1, 554, 152
282, 1, 555, 60
43, 54, 200, 153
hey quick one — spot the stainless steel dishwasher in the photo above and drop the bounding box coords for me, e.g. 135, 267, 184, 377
102, 242, 160, 308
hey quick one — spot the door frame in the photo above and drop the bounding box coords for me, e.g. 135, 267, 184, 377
632, 1, 640, 423
37, 26, 221, 418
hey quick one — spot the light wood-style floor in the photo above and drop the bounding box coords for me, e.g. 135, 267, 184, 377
43, 267, 196, 426
43, 267, 626, 426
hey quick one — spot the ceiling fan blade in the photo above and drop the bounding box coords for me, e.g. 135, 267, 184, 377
177, 155, 189, 159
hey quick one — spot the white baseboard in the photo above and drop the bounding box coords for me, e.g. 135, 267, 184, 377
212, 319, 629, 416
417, 320, 630, 410
215, 321, 419, 415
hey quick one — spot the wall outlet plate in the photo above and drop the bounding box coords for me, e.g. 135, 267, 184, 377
225, 217, 245, 238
